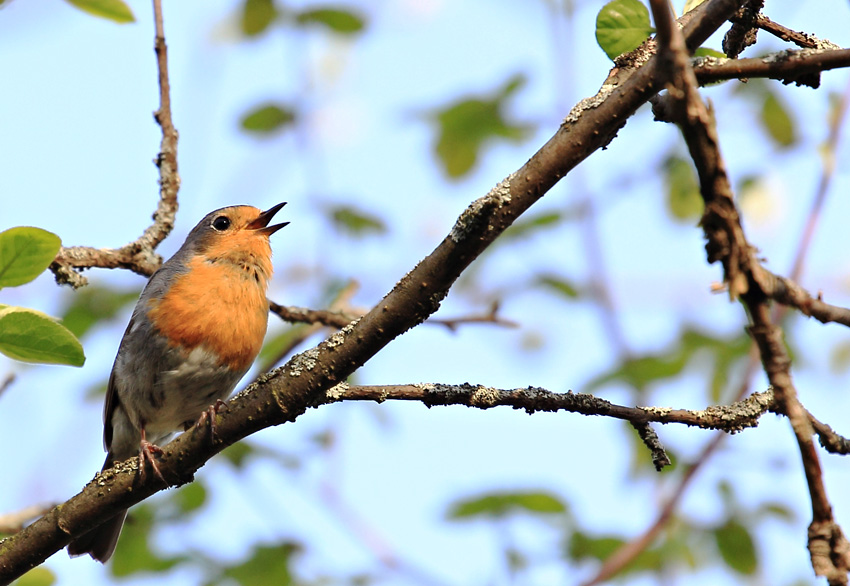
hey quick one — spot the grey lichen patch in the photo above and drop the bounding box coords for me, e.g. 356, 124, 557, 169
640, 406, 673, 417
289, 347, 320, 377
450, 174, 514, 243
469, 385, 501, 408
326, 329, 346, 349
564, 84, 616, 124
692, 55, 729, 69
325, 381, 349, 401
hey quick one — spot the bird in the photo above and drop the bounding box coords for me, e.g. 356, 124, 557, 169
67, 203, 288, 563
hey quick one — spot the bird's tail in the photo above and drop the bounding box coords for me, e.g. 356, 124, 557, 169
67, 453, 128, 563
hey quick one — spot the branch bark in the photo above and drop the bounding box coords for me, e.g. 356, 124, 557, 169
649, 0, 850, 581
48, 0, 179, 288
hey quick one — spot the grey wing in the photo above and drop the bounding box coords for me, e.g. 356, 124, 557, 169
102, 317, 131, 453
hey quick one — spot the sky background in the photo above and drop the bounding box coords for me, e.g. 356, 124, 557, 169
1, 1, 850, 584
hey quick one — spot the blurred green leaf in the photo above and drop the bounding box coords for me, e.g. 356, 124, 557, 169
174, 482, 207, 514
568, 531, 626, 562
258, 324, 313, 371
241, 0, 277, 36
60, 285, 139, 338
756, 501, 796, 523
64, 0, 135, 23
14, 567, 55, 586
295, 7, 365, 35
829, 340, 850, 374
447, 491, 567, 520
714, 519, 758, 575
329, 205, 387, 236
0, 306, 85, 366
760, 92, 797, 148
537, 274, 580, 299
663, 155, 703, 222
694, 47, 726, 58
595, 0, 654, 60
241, 103, 296, 134
429, 74, 532, 179
110, 504, 186, 577
502, 211, 564, 241
221, 441, 256, 468
222, 542, 301, 585
683, 0, 708, 13
586, 328, 750, 397
0, 227, 61, 288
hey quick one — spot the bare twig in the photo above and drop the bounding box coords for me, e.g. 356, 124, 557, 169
743, 13, 842, 50
321, 382, 775, 433
693, 48, 850, 89
650, 0, 850, 581
0, 373, 15, 400
49, 0, 179, 288
271, 299, 519, 331
0, 505, 56, 535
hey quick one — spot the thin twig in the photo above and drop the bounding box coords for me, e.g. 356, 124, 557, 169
321, 383, 775, 433
49, 0, 179, 288
0, 505, 56, 535
650, 0, 850, 581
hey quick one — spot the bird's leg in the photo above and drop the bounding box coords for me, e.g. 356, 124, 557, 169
194, 399, 227, 444
138, 427, 165, 483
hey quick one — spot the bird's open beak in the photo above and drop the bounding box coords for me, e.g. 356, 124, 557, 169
248, 202, 289, 236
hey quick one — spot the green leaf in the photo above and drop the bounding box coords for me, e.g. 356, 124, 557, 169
568, 532, 625, 562
221, 441, 256, 468
174, 482, 207, 514
257, 324, 313, 372
110, 504, 186, 577
0, 306, 85, 366
60, 285, 139, 338
222, 542, 301, 585
682, 0, 707, 13
537, 275, 580, 299
241, 0, 278, 37
240, 104, 297, 134
502, 211, 564, 241
595, 0, 655, 60
760, 91, 797, 148
447, 491, 567, 520
13, 567, 55, 586
430, 74, 532, 179
585, 328, 750, 397
830, 341, 850, 374
714, 519, 758, 575
329, 205, 386, 236
295, 7, 365, 35
0, 227, 61, 288
694, 47, 726, 58
63, 0, 135, 23
663, 155, 703, 222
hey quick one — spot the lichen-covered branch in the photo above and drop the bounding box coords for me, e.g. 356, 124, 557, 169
650, 0, 850, 581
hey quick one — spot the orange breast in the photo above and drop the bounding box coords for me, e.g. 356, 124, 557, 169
147, 255, 271, 372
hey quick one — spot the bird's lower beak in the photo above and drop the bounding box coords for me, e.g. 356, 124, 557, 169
249, 202, 289, 236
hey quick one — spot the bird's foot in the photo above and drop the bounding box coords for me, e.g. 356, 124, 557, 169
138, 438, 165, 483
195, 399, 227, 444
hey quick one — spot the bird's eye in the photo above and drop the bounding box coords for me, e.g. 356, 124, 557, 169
212, 216, 231, 231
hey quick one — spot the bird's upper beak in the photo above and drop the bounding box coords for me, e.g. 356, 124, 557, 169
248, 202, 289, 236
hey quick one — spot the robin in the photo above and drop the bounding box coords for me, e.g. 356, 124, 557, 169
67, 203, 288, 562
